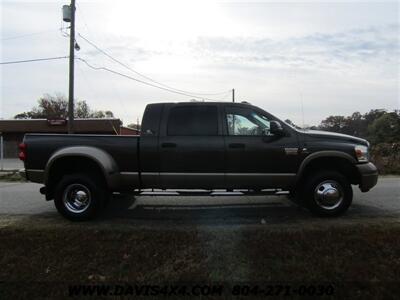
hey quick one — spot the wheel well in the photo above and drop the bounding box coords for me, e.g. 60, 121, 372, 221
46, 156, 106, 199
299, 157, 360, 186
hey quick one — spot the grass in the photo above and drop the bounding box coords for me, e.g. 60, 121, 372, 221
0, 216, 400, 298
0, 170, 26, 182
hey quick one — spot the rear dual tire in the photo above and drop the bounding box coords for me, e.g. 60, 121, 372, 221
54, 173, 108, 221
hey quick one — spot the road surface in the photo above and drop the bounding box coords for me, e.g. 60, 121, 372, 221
0, 177, 398, 224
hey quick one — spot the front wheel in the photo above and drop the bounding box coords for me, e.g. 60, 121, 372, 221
54, 173, 108, 221
302, 171, 353, 217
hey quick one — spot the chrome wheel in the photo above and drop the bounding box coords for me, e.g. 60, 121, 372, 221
63, 184, 91, 213
314, 180, 344, 210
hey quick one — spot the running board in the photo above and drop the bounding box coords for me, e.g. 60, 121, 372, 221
132, 189, 290, 197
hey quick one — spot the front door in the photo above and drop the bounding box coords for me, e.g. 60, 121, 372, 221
159, 104, 225, 189
223, 105, 299, 189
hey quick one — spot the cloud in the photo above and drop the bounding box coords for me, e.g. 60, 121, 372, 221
189, 23, 399, 70
1, 1, 398, 125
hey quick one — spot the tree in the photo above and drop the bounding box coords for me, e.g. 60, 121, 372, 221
90, 110, 114, 118
75, 100, 90, 118
318, 109, 400, 143
368, 112, 400, 144
284, 119, 301, 129
14, 93, 115, 119
347, 112, 367, 137
364, 109, 387, 125
14, 93, 68, 119
319, 115, 349, 134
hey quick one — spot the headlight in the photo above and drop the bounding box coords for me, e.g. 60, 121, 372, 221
355, 145, 369, 162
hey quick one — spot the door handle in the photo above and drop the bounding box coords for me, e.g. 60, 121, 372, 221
161, 142, 177, 148
229, 143, 245, 149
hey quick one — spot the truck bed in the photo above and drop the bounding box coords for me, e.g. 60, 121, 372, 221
23, 134, 140, 173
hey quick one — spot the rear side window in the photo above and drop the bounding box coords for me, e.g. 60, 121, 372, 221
167, 105, 218, 136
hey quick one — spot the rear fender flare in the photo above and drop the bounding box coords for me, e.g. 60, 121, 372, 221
45, 146, 119, 189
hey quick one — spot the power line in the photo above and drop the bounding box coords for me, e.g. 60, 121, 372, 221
77, 57, 224, 101
1, 29, 58, 41
77, 33, 230, 96
0, 56, 69, 65
76, 2, 91, 34
74, 5, 230, 99
76, 53, 130, 124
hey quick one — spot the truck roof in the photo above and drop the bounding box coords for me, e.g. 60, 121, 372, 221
149, 101, 252, 106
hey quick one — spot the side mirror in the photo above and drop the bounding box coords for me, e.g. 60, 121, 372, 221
270, 121, 284, 135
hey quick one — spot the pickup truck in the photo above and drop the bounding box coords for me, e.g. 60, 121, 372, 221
20, 101, 378, 221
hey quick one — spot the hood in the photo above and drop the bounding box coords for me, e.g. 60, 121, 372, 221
300, 129, 369, 146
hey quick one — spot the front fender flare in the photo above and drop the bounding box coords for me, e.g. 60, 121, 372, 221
295, 150, 357, 185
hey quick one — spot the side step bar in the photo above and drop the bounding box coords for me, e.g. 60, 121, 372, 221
132, 189, 290, 197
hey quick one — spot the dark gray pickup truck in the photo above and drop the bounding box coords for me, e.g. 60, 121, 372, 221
20, 101, 378, 220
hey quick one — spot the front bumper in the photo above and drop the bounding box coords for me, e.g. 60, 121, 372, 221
356, 162, 378, 192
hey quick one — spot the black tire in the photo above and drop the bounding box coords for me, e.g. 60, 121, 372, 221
54, 173, 108, 221
301, 170, 353, 217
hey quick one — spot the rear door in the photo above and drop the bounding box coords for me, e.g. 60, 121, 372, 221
158, 104, 225, 189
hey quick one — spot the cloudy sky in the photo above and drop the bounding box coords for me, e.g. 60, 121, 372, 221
1, 0, 399, 126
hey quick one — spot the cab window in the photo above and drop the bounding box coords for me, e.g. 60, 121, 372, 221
226, 107, 272, 136
168, 105, 218, 136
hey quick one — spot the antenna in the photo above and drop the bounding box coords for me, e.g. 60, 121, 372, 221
300, 92, 305, 129
289, 67, 306, 129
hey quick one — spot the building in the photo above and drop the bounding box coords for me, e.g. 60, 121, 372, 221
120, 125, 140, 135
0, 118, 124, 158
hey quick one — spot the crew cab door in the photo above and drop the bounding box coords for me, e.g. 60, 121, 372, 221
158, 104, 225, 189
223, 105, 299, 189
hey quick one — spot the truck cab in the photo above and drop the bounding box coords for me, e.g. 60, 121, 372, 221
140, 102, 300, 190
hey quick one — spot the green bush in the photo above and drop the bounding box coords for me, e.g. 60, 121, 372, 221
370, 143, 400, 175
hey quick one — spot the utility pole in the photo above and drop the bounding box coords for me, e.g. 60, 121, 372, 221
232, 88, 235, 103
67, 0, 76, 134
0, 134, 3, 171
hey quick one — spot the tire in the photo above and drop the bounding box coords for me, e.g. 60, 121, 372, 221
301, 170, 353, 217
54, 173, 108, 221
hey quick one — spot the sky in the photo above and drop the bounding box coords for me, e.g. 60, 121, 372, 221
1, 0, 399, 126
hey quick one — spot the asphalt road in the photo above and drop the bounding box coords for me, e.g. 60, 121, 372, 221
0, 177, 399, 224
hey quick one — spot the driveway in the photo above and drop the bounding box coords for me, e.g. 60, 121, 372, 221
0, 158, 23, 171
